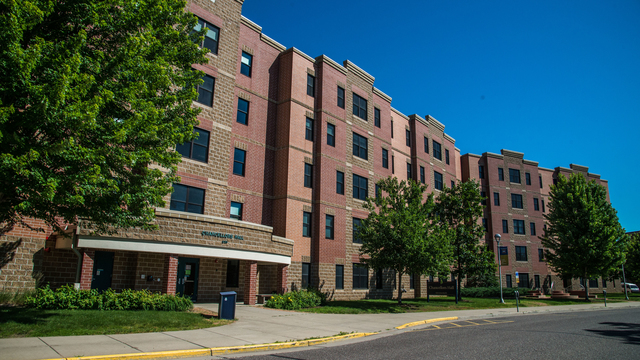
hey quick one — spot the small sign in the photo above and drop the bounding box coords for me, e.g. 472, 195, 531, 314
427, 281, 457, 296
499, 246, 509, 266
186, 265, 191, 270
185, 270, 191, 275
202, 231, 244, 240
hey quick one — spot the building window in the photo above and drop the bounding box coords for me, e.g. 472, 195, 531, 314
336, 265, 344, 290
391, 120, 394, 138
433, 140, 442, 160
302, 262, 310, 288
516, 246, 527, 261
226, 259, 239, 287
542, 200, 546, 212
233, 148, 246, 176
170, 184, 205, 214
352, 132, 368, 160
374, 108, 381, 128
589, 278, 598, 288
353, 174, 368, 200
327, 123, 335, 147
544, 223, 547, 231
406, 163, 412, 180
424, 137, 429, 153
509, 168, 521, 183
302, 211, 311, 237
376, 269, 383, 289
525, 172, 531, 185
530, 222, 536, 236
538, 248, 544, 262
533, 198, 539, 211
337, 86, 345, 108
519, 273, 530, 288
481, 191, 487, 206
307, 74, 315, 97
230, 201, 242, 221
353, 264, 368, 289
237, 98, 249, 125
405, 129, 411, 147
196, 73, 215, 107
420, 166, 425, 184
498, 167, 504, 181
304, 163, 313, 188
539, 175, 543, 188
352, 93, 368, 120
325, 214, 334, 239
535, 275, 540, 289
434, 171, 443, 190
514, 219, 525, 235
392, 155, 395, 174
502, 219, 509, 233
451, 180, 455, 188
305, 117, 313, 141
240, 51, 252, 77
511, 194, 523, 209
506, 274, 513, 288
375, 184, 380, 198
445, 149, 450, 165
194, 18, 219, 55
382, 148, 389, 169
353, 217, 362, 243
176, 128, 210, 162
491, 192, 499, 206
482, 218, 487, 231
336, 171, 344, 195
410, 273, 415, 289
479, 165, 485, 179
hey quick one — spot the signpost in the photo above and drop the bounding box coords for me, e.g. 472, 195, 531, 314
515, 271, 519, 287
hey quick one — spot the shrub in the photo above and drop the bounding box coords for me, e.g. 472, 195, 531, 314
0, 289, 36, 305
460, 286, 530, 298
24, 285, 193, 311
264, 289, 325, 310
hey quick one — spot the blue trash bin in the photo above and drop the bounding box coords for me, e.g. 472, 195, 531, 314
218, 291, 237, 320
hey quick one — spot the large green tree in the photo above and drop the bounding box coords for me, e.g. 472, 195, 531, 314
624, 232, 640, 284
435, 180, 497, 300
0, 0, 208, 235
540, 173, 628, 301
357, 177, 453, 304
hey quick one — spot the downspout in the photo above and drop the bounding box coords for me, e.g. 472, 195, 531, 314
70, 230, 82, 288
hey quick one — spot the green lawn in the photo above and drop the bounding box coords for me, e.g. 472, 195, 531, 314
299, 294, 634, 314
0, 307, 232, 338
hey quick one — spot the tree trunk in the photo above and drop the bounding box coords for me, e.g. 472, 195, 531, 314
584, 271, 590, 302
397, 272, 403, 305
457, 274, 461, 302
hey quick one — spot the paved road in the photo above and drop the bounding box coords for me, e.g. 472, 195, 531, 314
226, 308, 640, 360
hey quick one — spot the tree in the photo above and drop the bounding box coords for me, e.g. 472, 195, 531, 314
540, 173, 628, 301
357, 177, 453, 304
0, 0, 208, 235
435, 180, 496, 300
624, 232, 640, 284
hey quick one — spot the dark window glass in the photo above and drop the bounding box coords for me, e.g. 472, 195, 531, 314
539, 175, 543, 188
352, 93, 368, 120
326, 214, 334, 239
176, 128, 210, 162
196, 74, 215, 107
391, 120, 394, 138
230, 201, 242, 220
170, 184, 205, 214
302, 211, 311, 237
509, 168, 521, 183
482, 218, 487, 231
535, 275, 540, 289
542, 200, 546, 212
530, 222, 536, 236
434, 171, 443, 190
424, 137, 429, 153
337, 86, 345, 108
420, 166, 425, 184
538, 248, 544, 262
392, 155, 395, 174
352, 132, 368, 160
445, 149, 450, 165
353, 217, 362, 243
406, 163, 412, 180
382, 149, 389, 169
410, 273, 415, 289
544, 223, 547, 231
305, 117, 313, 141
336, 265, 344, 289
451, 180, 455, 188
514, 219, 525, 234
405, 129, 411, 147
494, 192, 500, 206
525, 172, 531, 185
336, 171, 344, 195
498, 168, 504, 181
502, 219, 509, 233
433, 140, 442, 160
511, 194, 523, 209
376, 269, 383, 289
516, 246, 527, 261
479, 165, 485, 179
226, 259, 239, 287
233, 148, 246, 176
307, 74, 315, 97
481, 191, 487, 206
327, 123, 335, 147
304, 163, 312, 188
519, 273, 530, 288
237, 98, 249, 125
240, 51, 252, 77
302, 263, 310, 288
506, 274, 513, 288
194, 18, 219, 55
374, 108, 381, 128
353, 264, 368, 289
534, 198, 539, 211
375, 184, 380, 198
353, 174, 368, 200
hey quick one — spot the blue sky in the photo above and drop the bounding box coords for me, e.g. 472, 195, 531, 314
242, 0, 640, 232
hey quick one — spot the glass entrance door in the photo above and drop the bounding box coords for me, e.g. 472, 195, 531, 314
176, 257, 199, 301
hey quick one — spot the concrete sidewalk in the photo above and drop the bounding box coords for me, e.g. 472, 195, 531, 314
2, 301, 640, 360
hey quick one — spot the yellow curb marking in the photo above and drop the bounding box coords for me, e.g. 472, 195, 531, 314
432, 325, 441, 329
414, 320, 514, 332
465, 321, 480, 325
395, 316, 459, 330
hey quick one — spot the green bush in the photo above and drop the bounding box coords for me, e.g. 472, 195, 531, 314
460, 286, 530, 298
24, 285, 193, 311
264, 289, 325, 310
0, 289, 36, 305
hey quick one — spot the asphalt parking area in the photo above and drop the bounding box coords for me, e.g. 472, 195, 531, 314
412, 319, 514, 331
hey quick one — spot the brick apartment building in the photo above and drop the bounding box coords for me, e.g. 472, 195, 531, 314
0, 0, 622, 302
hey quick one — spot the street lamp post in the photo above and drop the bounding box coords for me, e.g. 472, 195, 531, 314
495, 233, 505, 304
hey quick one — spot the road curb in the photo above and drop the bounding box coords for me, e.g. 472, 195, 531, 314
40, 332, 377, 360
395, 316, 459, 330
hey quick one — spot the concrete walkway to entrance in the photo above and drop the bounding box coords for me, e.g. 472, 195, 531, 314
3, 301, 640, 360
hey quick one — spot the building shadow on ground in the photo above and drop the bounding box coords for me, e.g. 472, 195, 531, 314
586, 322, 640, 345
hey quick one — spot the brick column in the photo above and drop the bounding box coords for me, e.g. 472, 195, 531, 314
162, 254, 179, 295
277, 264, 288, 294
79, 249, 95, 290
243, 260, 258, 305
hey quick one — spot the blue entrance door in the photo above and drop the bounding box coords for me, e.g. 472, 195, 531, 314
91, 251, 114, 292
176, 257, 199, 301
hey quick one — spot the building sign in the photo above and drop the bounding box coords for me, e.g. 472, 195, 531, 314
201, 231, 244, 241
427, 281, 457, 296
499, 246, 509, 266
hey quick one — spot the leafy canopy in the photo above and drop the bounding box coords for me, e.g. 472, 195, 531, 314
0, 0, 208, 234
623, 232, 640, 284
